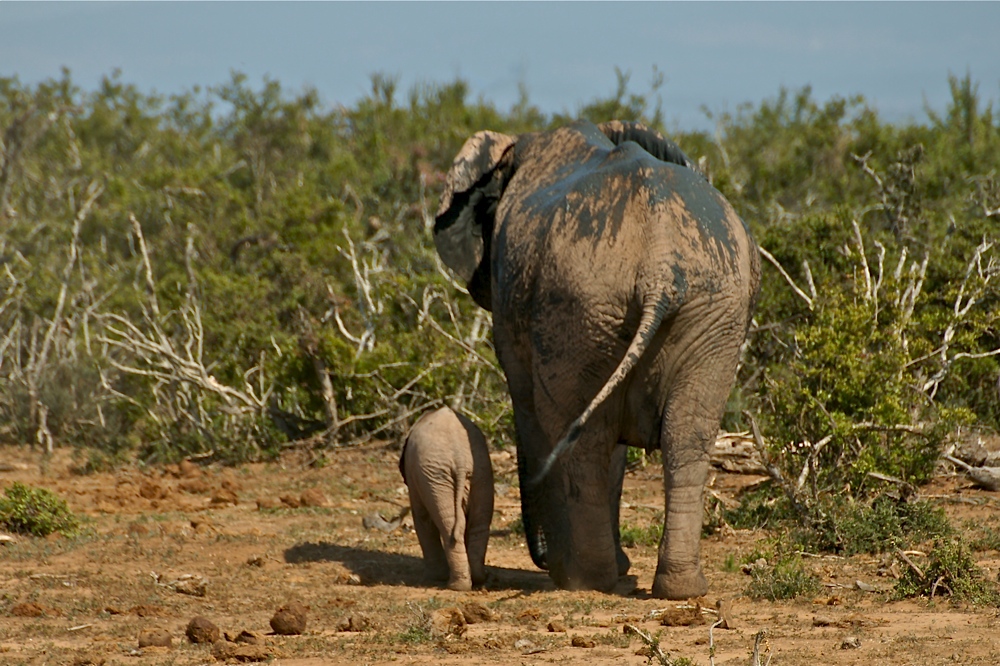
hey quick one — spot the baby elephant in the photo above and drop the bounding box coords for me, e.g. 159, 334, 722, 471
399, 406, 494, 591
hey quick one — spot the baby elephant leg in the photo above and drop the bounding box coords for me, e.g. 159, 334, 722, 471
408, 489, 449, 582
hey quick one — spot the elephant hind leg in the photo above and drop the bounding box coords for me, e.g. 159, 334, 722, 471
410, 494, 449, 582
652, 311, 745, 600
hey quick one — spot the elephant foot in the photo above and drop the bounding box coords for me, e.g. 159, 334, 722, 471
651, 569, 708, 600
616, 548, 631, 577
550, 563, 618, 593
447, 578, 473, 592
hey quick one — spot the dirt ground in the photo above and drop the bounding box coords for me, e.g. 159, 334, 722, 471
3, 442, 1000, 666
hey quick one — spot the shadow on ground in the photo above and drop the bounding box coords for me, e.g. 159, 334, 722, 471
284, 541, 558, 593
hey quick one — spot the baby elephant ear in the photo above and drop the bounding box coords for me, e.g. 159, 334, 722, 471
434, 131, 515, 284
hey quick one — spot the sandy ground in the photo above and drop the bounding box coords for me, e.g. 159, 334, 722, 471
2, 442, 1000, 665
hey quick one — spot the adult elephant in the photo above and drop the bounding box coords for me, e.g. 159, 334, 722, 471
433, 120, 760, 599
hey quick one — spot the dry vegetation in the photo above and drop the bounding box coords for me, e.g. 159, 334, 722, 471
3, 445, 1000, 665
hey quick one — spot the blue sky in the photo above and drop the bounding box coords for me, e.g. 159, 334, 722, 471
2, 2, 999, 131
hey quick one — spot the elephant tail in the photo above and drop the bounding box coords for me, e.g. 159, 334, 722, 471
532, 292, 675, 484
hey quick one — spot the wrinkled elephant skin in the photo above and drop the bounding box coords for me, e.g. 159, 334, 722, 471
399, 407, 494, 591
434, 120, 760, 599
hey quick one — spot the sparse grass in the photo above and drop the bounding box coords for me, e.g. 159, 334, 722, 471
745, 554, 821, 601
620, 521, 662, 548
0, 482, 80, 537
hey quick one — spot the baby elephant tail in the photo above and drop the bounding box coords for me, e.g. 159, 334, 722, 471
450, 468, 473, 545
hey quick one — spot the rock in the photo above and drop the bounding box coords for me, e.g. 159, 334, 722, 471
483, 636, 504, 649
361, 508, 409, 532
71, 652, 106, 666
571, 636, 597, 648
139, 480, 168, 500
841, 636, 862, 650
299, 488, 328, 507
256, 497, 282, 510
270, 601, 308, 635
210, 488, 239, 506
130, 604, 165, 617
741, 557, 768, 575
430, 607, 467, 638
854, 580, 878, 593
516, 607, 541, 623
178, 459, 201, 478
178, 478, 211, 494
234, 630, 262, 644
336, 614, 373, 632
547, 619, 567, 632
186, 616, 221, 644
163, 574, 208, 597
138, 627, 172, 648
279, 495, 302, 509
461, 601, 494, 624
716, 599, 735, 629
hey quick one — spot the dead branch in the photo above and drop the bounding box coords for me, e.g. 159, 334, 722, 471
758, 246, 813, 310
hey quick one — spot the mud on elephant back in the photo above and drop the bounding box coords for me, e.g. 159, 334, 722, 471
433, 120, 760, 600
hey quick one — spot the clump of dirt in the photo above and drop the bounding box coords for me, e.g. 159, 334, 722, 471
461, 601, 494, 623
138, 479, 169, 500
336, 614, 373, 632
10, 602, 60, 617
430, 607, 467, 638
137, 627, 172, 648
186, 616, 221, 644
270, 601, 308, 635
299, 488, 328, 507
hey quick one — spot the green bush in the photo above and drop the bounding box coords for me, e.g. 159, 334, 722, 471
895, 538, 1000, 605
0, 482, 80, 537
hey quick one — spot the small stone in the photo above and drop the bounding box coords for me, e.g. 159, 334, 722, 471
336, 614, 373, 632
178, 459, 201, 478
299, 488, 328, 507
461, 601, 494, 624
139, 480, 168, 500
547, 619, 567, 632
716, 599, 735, 629
186, 616, 220, 644
210, 488, 238, 506
212, 640, 234, 660
178, 478, 211, 494
854, 580, 877, 592
571, 636, 597, 648
279, 495, 302, 509
138, 627, 172, 648
841, 636, 862, 650
234, 629, 262, 645
256, 497, 281, 510
270, 601, 308, 635
517, 607, 541, 622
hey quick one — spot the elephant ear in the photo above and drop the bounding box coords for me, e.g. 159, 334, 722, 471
598, 120, 698, 171
434, 131, 515, 284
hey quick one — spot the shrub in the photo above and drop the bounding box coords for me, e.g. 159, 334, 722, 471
745, 554, 821, 601
895, 538, 1000, 605
0, 482, 80, 537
